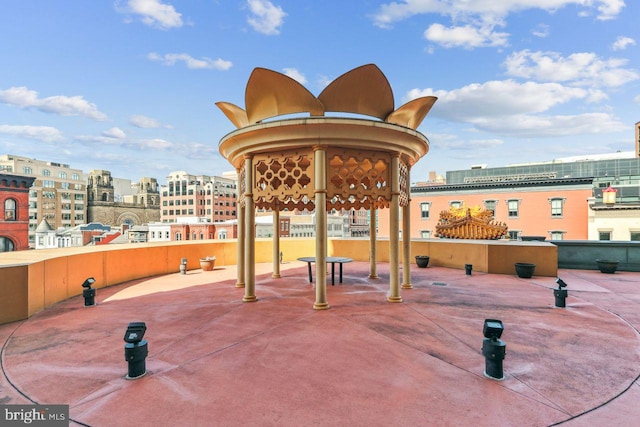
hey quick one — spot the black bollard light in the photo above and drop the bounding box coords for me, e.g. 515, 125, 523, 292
82, 277, 96, 307
482, 319, 506, 380
124, 322, 148, 379
465, 264, 472, 275
554, 278, 568, 308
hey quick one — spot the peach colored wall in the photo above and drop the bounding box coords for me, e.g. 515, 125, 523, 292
0, 237, 556, 324
379, 187, 592, 239
0, 265, 28, 324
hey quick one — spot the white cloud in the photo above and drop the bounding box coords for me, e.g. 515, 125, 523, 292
102, 127, 126, 139
434, 135, 504, 150
147, 52, 232, 70
247, 0, 286, 35
372, 1, 625, 47
317, 75, 333, 88
283, 68, 307, 84
117, 0, 183, 30
75, 134, 173, 150
0, 125, 64, 143
475, 113, 626, 136
503, 50, 639, 88
612, 36, 636, 51
134, 138, 174, 150
405, 80, 625, 137
180, 142, 220, 159
424, 23, 509, 49
75, 135, 124, 146
532, 23, 550, 38
129, 114, 170, 128
634, 95, 640, 104
594, 0, 625, 21
0, 86, 107, 121
407, 80, 590, 121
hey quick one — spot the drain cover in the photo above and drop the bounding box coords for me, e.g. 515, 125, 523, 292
431, 282, 447, 287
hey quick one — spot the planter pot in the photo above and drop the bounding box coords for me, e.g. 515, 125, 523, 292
415, 256, 430, 268
514, 262, 536, 278
596, 259, 619, 274
200, 257, 216, 271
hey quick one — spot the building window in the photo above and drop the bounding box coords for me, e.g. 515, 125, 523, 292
23, 167, 32, 174
0, 237, 15, 252
4, 199, 16, 220
176, 233, 182, 241
630, 232, 640, 241
599, 231, 611, 241
42, 169, 50, 177
484, 200, 497, 216
508, 230, 520, 240
72, 173, 80, 180
550, 231, 565, 240
450, 201, 462, 208
507, 200, 519, 217
550, 198, 564, 217
420, 230, 430, 239
59, 171, 67, 179
420, 202, 430, 219
42, 180, 55, 188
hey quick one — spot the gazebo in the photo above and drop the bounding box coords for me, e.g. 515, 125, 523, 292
216, 64, 436, 309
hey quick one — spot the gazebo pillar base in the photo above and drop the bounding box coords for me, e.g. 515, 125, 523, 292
369, 274, 379, 279
387, 296, 403, 303
242, 296, 257, 302
235, 282, 245, 288
271, 274, 281, 279
401, 284, 413, 289
313, 302, 330, 310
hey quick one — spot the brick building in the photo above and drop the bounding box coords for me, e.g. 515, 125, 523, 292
161, 171, 237, 224
0, 173, 35, 251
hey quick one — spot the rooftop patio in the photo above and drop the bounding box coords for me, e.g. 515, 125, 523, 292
1, 261, 639, 426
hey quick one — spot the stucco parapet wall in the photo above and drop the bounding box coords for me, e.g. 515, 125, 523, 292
219, 117, 429, 169
0, 238, 556, 325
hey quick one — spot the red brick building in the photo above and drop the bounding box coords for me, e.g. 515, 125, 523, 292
0, 173, 36, 251
169, 222, 216, 241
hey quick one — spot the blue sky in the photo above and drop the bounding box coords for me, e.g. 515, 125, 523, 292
0, 0, 638, 184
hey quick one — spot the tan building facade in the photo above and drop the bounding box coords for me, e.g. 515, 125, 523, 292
161, 171, 237, 223
87, 170, 160, 227
0, 155, 86, 247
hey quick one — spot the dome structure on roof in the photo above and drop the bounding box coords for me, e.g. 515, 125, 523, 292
214, 64, 437, 311
215, 64, 436, 130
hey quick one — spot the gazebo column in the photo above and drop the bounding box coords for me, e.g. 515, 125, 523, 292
402, 171, 412, 289
388, 155, 402, 303
243, 155, 257, 302
272, 203, 281, 278
313, 145, 329, 310
369, 202, 378, 279
235, 168, 245, 288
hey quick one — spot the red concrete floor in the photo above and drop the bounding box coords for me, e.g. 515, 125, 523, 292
1, 262, 639, 426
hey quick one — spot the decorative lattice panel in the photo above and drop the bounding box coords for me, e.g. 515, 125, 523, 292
399, 158, 409, 207
253, 150, 315, 211
327, 149, 391, 210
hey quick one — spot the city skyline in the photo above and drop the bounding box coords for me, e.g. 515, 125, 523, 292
1, 0, 638, 183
